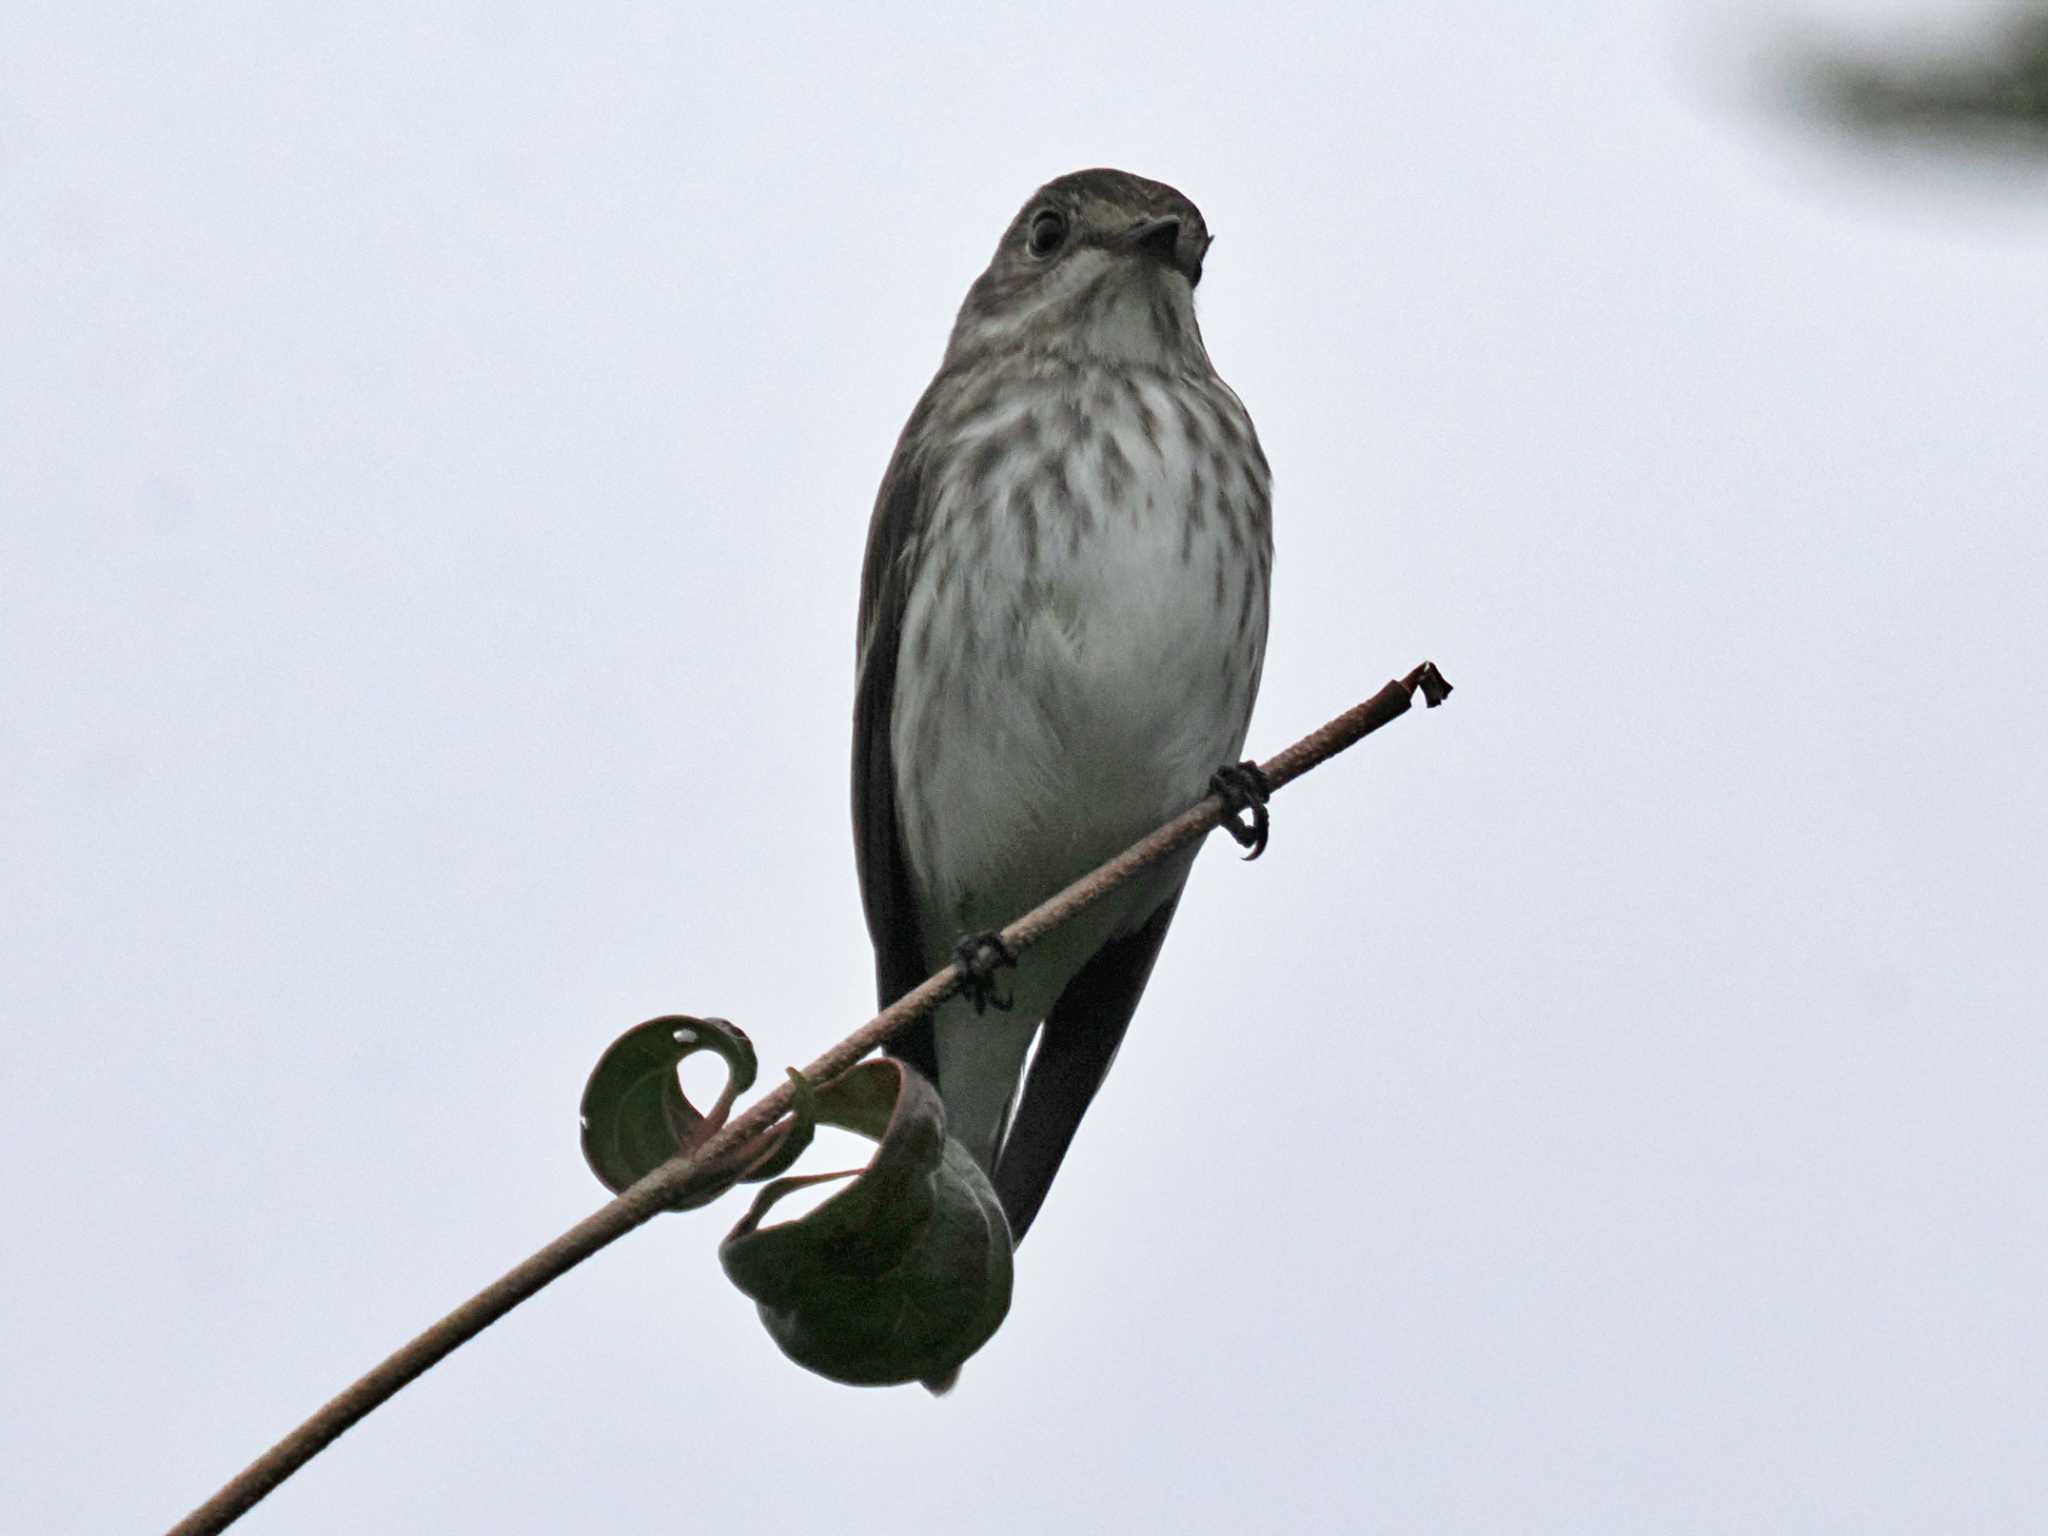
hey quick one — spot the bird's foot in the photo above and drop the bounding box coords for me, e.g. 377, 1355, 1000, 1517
952, 931, 1018, 1015
1210, 760, 1273, 860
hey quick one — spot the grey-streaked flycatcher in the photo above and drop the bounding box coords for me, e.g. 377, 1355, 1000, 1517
853, 168, 1272, 1243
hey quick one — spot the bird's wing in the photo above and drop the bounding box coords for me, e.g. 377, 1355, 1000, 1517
852, 441, 940, 1083
992, 893, 1182, 1243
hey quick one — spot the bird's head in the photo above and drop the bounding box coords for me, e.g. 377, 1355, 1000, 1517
946, 168, 1215, 369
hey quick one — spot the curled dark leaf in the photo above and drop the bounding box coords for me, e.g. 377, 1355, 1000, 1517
734, 1068, 819, 1185
718, 1059, 1013, 1388
579, 1015, 757, 1209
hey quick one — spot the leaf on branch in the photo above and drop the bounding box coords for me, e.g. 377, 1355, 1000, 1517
732, 1068, 820, 1184
580, 1015, 762, 1209
718, 1059, 1014, 1389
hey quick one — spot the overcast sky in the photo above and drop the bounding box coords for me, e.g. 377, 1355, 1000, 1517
5, 4, 2045, 1532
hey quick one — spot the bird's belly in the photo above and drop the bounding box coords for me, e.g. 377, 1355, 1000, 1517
893, 491, 1264, 960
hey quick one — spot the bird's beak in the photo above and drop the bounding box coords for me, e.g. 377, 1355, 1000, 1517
1122, 216, 1207, 287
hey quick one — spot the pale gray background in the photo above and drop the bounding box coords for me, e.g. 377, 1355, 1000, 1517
5, 4, 2044, 1532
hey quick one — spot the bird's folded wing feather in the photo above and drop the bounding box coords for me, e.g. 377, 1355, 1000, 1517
852, 441, 940, 1084
992, 895, 1181, 1243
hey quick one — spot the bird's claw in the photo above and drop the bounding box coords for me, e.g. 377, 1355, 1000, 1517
1210, 760, 1272, 860
952, 931, 1019, 1014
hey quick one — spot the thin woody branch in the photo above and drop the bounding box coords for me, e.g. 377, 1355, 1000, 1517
165, 661, 1451, 1536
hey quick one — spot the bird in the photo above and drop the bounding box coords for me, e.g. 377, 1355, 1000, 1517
852, 168, 1272, 1245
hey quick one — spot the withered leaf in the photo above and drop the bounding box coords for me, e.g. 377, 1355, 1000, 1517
718, 1059, 1013, 1388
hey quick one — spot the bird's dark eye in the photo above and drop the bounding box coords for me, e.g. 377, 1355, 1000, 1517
1026, 209, 1068, 258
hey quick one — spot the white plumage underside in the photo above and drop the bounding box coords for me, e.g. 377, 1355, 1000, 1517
890, 368, 1266, 1168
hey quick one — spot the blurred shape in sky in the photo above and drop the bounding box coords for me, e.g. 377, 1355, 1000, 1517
1793, 6, 2048, 149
